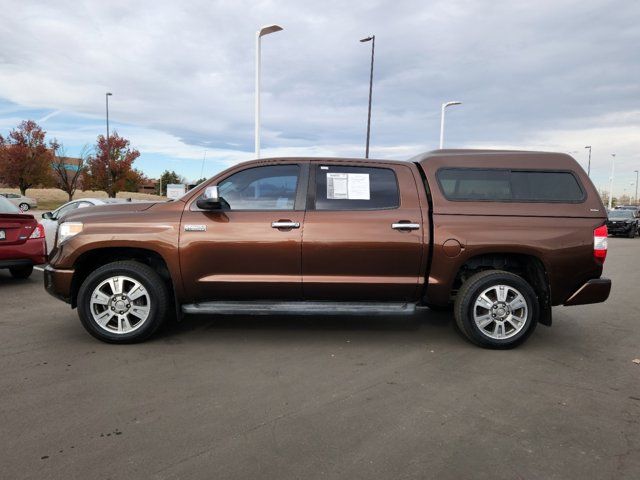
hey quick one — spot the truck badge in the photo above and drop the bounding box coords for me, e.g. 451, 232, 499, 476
184, 225, 207, 232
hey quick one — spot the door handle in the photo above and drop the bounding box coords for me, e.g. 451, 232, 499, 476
272, 221, 300, 229
391, 222, 420, 230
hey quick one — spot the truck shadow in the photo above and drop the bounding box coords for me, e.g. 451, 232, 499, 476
156, 310, 456, 343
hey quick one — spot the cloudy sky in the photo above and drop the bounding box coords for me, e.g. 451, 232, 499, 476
0, 0, 638, 194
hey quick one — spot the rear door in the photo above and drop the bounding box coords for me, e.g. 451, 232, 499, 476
302, 161, 425, 301
179, 162, 308, 302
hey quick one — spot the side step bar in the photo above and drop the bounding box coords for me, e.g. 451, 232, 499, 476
182, 301, 416, 316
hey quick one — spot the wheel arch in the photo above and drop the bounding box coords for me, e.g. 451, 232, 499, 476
451, 252, 552, 326
70, 247, 178, 318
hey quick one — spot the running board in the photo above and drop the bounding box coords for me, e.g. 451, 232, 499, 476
182, 301, 416, 316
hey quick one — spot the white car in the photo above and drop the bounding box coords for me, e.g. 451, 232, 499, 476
0, 193, 38, 211
41, 198, 129, 253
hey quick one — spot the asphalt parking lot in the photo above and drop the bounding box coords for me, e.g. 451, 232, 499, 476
1, 238, 639, 479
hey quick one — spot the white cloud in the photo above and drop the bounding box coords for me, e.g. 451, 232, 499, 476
0, 0, 638, 189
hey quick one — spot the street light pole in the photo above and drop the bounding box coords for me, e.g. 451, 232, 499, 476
255, 24, 283, 159
105, 92, 112, 197
584, 145, 592, 177
360, 35, 375, 158
608, 153, 616, 210
634, 170, 639, 205
440, 101, 462, 149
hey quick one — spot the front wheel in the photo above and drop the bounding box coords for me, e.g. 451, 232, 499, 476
454, 270, 538, 349
19, 203, 30, 212
77, 261, 169, 343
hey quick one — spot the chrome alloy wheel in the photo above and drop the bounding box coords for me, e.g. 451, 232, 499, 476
89, 275, 151, 334
473, 284, 528, 340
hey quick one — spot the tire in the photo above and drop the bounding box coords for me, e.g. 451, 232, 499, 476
628, 227, 636, 238
454, 270, 538, 349
77, 261, 170, 344
9, 265, 33, 279
19, 203, 30, 212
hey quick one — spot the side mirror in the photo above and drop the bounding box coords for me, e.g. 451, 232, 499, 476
196, 186, 222, 210
42, 212, 53, 220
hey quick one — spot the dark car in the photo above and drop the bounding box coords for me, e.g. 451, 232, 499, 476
44, 150, 611, 349
0, 196, 47, 278
606, 209, 639, 238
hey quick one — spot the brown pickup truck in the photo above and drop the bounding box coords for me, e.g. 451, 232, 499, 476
44, 149, 611, 348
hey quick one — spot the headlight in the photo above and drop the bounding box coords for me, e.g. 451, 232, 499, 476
58, 222, 83, 244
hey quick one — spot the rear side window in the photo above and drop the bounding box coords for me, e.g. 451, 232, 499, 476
437, 169, 511, 201
437, 168, 585, 203
510, 171, 584, 202
314, 165, 399, 210
0, 196, 20, 213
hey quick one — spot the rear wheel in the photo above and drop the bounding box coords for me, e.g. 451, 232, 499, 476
18, 203, 30, 212
77, 261, 169, 343
9, 265, 33, 279
454, 270, 538, 349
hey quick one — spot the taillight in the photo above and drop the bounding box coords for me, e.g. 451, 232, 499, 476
593, 225, 608, 264
29, 223, 45, 239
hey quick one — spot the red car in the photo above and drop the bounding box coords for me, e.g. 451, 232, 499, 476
0, 195, 46, 278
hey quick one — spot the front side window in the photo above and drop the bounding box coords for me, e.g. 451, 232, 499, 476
217, 164, 299, 210
314, 165, 399, 210
437, 168, 585, 203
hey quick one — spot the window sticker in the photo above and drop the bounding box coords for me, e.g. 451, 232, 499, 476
327, 173, 348, 199
326, 173, 370, 200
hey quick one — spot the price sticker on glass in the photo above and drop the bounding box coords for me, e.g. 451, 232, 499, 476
326, 173, 370, 200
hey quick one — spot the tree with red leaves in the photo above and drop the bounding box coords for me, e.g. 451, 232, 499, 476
85, 133, 140, 198
0, 120, 56, 195
51, 144, 88, 201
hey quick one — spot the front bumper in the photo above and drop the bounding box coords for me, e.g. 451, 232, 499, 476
564, 278, 612, 306
606, 222, 634, 235
44, 264, 75, 304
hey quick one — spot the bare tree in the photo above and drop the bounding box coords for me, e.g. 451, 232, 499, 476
51, 143, 88, 201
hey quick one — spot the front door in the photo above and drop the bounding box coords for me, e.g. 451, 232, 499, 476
302, 162, 425, 301
180, 162, 308, 302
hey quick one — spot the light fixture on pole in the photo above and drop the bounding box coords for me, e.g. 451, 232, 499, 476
255, 24, 283, 159
608, 153, 616, 210
105, 92, 113, 197
440, 101, 462, 149
360, 35, 375, 158
584, 145, 592, 176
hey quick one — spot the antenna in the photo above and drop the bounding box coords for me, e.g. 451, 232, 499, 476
200, 151, 207, 179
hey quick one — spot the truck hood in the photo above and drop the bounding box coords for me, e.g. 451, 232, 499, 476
61, 200, 181, 223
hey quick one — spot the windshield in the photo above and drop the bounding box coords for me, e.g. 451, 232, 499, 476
609, 210, 634, 219
0, 196, 21, 214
